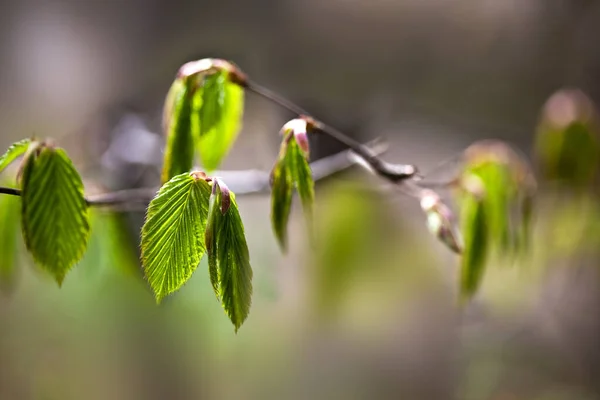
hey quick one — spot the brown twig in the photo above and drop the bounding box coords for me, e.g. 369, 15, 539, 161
242, 79, 418, 183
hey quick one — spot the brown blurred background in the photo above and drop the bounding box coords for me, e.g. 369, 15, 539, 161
1, 1, 600, 399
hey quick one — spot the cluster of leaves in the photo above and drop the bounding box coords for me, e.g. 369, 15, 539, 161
270, 118, 315, 250
0, 59, 316, 332
2, 55, 599, 330
421, 87, 599, 301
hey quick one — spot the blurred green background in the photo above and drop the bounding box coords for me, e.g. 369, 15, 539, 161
1, 1, 600, 399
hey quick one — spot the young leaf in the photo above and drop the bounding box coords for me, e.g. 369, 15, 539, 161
161, 78, 197, 184
195, 70, 244, 172
534, 89, 600, 189
459, 187, 488, 300
270, 158, 293, 251
0, 178, 21, 292
288, 137, 315, 219
0, 138, 32, 174
468, 162, 513, 253
140, 172, 211, 303
20, 145, 90, 285
205, 184, 253, 332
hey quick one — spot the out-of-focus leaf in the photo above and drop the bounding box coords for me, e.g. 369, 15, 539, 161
80, 210, 141, 278
140, 172, 211, 303
205, 184, 253, 332
459, 190, 488, 300
20, 145, 90, 285
270, 158, 293, 251
467, 161, 514, 253
0, 177, 21, 292
310, 182, 400, 320
534, 89, 600, 189
461, 140, 535, 259
196, 70, 244, 172
161, 78, 197, 184
0, 138, 32, 174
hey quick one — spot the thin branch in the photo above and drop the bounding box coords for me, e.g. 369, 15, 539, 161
0, 139, 389, 209
243, 79, 417, 183
0, 187, 20, 197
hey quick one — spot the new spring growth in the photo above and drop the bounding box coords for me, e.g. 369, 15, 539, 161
420, 190, 463, 254
281, 118, 311, 158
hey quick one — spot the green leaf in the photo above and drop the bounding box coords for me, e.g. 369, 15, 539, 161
0, 138, 31, 174
20, 145, 90, 285
459, 190, 488, 300
270, 158, 293, 251
195, 70, 244, 172
80, 210, 141, 278
534, 89, 600, 189
141, 172, 211, 303
205, 185, 220, 296
205, 186, 253, 332
0, 177, 21, 292
467, 161, 514, 253
161, 78, 197, 184
288, 138, 315, 220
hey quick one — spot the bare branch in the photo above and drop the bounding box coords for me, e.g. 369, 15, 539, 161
0, 139, 389, 210
242, 79, 417, 183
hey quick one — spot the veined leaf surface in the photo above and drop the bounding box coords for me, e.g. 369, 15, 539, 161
141, 172, 211, 302
20, 145, 90, 285
195, 70, 244, 172
161, 78, 197, 184
205, 186, 253, 332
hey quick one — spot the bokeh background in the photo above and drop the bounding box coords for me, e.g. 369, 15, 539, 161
1, 1, 600, 399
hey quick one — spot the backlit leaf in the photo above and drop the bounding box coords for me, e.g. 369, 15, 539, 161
141, 172, 212, 303
161, 78, 197, 184
288, 137, 315, 221
270, 158, 293, 251
0, 138, 31, 174
459, 190, 488, 300
205, 185, 253, 332
20, 145, 90, 285
467, 161, 514, 253
196, 70, 244, 172
0, 177, 21, 292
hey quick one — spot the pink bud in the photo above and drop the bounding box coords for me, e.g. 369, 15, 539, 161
420, 190, 463, 254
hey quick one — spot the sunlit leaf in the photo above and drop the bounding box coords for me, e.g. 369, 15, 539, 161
0, 138, 32, 174
196, 70, 244, 172
161, 78, 197, 184
205, 183, 253, 332
20, 145, 90, 285
467, 161, 514, 253
459, 189, 488, 300
270, 158, 293, 251
141, 172, 211, 303
0, 177, 21, 292
287, 137, 315, 225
